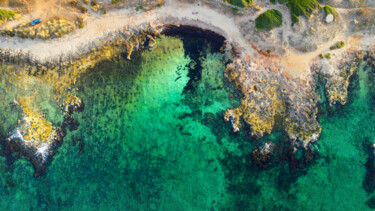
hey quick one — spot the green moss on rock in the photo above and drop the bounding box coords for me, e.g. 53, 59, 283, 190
256, 9, 283, 31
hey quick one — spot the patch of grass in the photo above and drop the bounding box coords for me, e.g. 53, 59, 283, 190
323, 5, 338, 19
329, 41, 345, 50
223, 0, 253, 9
255, 9, 283, 31
0, 9, 16, 21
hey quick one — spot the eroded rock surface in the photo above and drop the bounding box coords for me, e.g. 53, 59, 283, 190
224, 56, 321, 147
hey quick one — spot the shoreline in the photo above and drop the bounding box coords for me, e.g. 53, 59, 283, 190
0, 0, 374, 172
0, 0, 373, 79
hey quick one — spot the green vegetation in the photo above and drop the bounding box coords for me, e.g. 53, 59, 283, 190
223, 0, 254, 8
81, 6, 87, 13
325, 53, 331, 59
287, 0, 321, 23
319, 53, 324, 59
324, 5, 338, 19
0, 9, 17, 22
135, 6, 143, 11
255, 9, 283, 31
330, 41, 345, 50
78, 17, 84, 29
111, 0, 122, 4
270, 0, 321, 24
67, 0, 87, 13
91, 0, 97, 6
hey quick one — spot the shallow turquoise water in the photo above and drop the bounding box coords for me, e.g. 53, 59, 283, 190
0, 35, 375, 210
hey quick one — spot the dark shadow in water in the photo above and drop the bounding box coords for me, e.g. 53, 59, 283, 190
161, 25, 225, 94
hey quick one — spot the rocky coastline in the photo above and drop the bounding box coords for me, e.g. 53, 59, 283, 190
0, 17, 373, 175
0, 22, 159, 175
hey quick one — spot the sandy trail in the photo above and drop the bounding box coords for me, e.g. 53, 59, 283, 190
0, 0, 255, 59
0, 0, 373, 79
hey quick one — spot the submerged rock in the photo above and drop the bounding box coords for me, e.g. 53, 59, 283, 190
252, 142, 275, 169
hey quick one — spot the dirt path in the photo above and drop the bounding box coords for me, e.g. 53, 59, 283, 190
0, 0, 373, 79
0, 0, 256, 59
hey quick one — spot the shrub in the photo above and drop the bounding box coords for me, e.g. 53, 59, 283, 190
223, 0, 253, 9
337, 41, 345, 48
255, 9, 283, 30
330, 41, 345, 50
0, 9, 16, 21
80, 6, 87, 13
287, 0, 321, 23
325, 53, 331, 59
270, 0, 321, 24
111, 0, 121, 4
91, 0, 97, 6
323, 5, 338, 19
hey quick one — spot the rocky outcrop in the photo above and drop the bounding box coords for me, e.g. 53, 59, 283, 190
224, 56, 321, 147
313, 49, 365, 106
0, 22, 159, 175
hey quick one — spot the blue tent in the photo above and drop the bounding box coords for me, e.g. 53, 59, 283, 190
30, 18, 41, 26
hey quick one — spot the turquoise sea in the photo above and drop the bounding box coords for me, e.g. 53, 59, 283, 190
0, 34, 375, 210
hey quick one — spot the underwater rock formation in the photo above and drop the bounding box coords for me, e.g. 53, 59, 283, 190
252, 142, 275, 169
224, 56, 321, 148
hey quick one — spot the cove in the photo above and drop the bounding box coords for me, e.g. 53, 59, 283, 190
0, 33, 375, 210
0, 33, 243, 210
